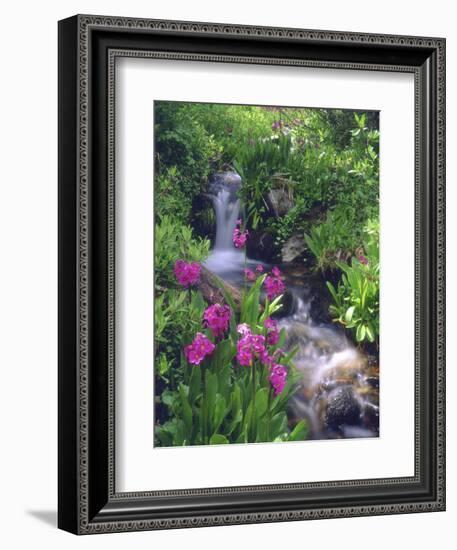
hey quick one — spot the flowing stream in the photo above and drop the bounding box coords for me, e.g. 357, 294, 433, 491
204, 172, 379, 439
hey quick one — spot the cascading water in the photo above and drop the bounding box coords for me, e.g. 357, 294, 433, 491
204, 172, 379, 439
204, 172, 262, 283
277, 281, 379, 439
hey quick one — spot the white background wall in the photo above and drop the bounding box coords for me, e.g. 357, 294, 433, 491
0, 1, 454, 548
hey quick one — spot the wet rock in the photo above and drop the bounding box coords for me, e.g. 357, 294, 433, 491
246, 230, 277, 262
325, 386, 362, 432
198, 266, 242, 309
365, 376, 379, 389
281, 234, 307, 263
208, 171, 242, 190
363, 402, 380, 434
267, 188, 294, 217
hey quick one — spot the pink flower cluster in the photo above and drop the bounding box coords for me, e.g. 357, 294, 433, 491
233, 220, 249, 249
358, 254, 369, 265
174, 259, 201, 288
236, 329, 267, 367
203, 303, 231, 338
264, 317, 280, 346
268, 364, 287, 396
263, 266, 286, 300
244, 264, 264, 282
244, 268, 256, 282
184, 332, 215, 365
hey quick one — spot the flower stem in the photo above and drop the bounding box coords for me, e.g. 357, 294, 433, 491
251, 362, 256, 442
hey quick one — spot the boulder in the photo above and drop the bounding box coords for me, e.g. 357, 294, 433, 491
281, 234, 306, 263
198, 266, 242, 310
324, 386, 362, 432
246, 230, 277, 262
267, 188, 294, 217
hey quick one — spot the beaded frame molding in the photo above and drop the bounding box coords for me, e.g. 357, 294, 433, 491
58, 14, 446, 534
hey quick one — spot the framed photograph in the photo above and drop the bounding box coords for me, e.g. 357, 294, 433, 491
58, 14, 446, 534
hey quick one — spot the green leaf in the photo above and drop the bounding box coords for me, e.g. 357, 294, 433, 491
270, 412, 288, 439
365, 323, 375, 343
254, 387, 269, 420
288, 419, 309, 441
326, 281, 339, 303
179, 384, 193, 437
209, 433, 229, 445
356, 323, 366, 342
212, 394, 228, 434
161, 389, 178, 409
205, 370, 218, 434
188, 365, 201, 403
345, 305, 356, 323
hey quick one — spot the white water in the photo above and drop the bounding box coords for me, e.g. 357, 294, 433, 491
204, 172, 261, 283
278, 291, 373, 437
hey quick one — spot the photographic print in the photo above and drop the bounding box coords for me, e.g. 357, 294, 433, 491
154, 100, 380, 447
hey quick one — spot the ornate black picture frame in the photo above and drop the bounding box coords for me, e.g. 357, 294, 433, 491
58, 14, 446, 534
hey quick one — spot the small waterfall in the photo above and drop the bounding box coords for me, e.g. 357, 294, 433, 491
204, 171, 261, 282
211, 179, 241, 250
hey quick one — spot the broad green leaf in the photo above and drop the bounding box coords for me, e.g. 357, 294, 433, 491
188, 366, 201, 404
179, 384, 193, 437
254, 387, 269, 420
270, 412, 288, 438
209, 433, 229, 445
212, 394, 228, 433
345, 305, 355, 323
288, 419, 309, 441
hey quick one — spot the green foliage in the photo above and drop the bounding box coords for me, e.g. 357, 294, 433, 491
155, 215, 210, 288
154, 102, 222, 224
154, 102, 379, 258
234, 135, 293, 229
155, 289, 207, 385
304, 207, 362, 270
155, 166, 193, 222
233, 109, 379, 253
154, 215, 211, 386
155, 276, 309, 446
325, 221, 379, 344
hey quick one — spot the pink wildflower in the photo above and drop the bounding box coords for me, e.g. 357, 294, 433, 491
269, 364, 288, 395
233, 226, 249, 248
244, 268, 256, 282
203, 304, 231, 338
260, 349, 274, 367
256, 264, 264, 273
264, 317, 280, 346
236, 335, 254, 366
236, 333, 266, 367
250, 334, 266, 354
358, 254, 369, 265
174, 259, 201, 288
237, 323, 251, 337
264, 267, 286, 300
184, 332, 215, 365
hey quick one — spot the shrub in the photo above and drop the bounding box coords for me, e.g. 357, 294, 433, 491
154, 102, 222, 225
325, 221, 380, 344
155, 215, 210, 289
